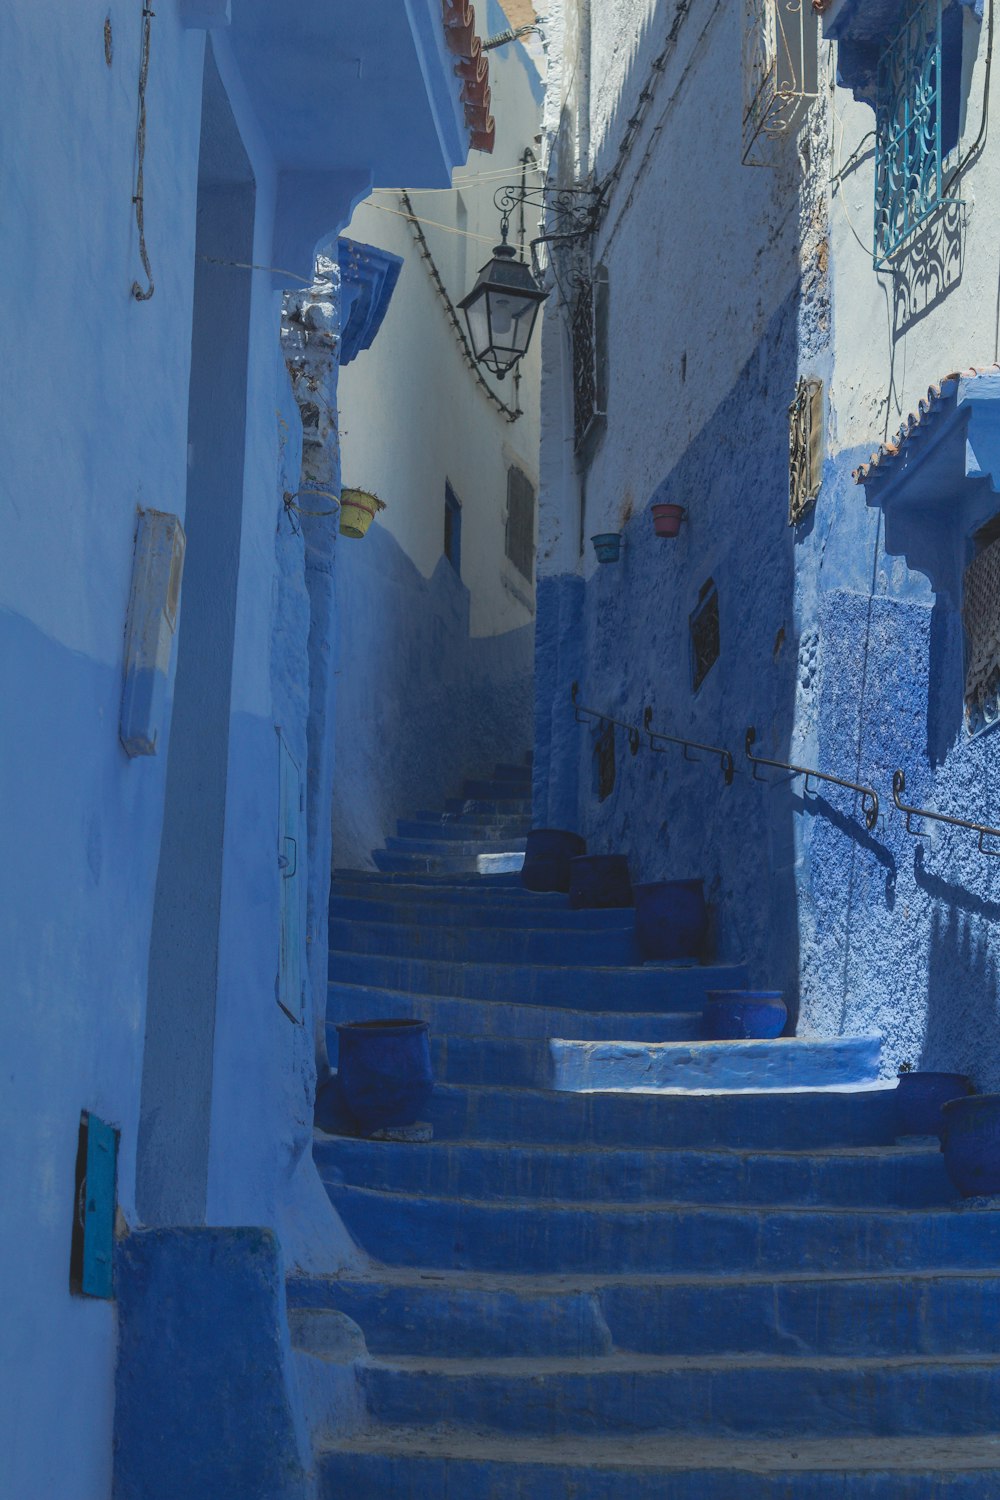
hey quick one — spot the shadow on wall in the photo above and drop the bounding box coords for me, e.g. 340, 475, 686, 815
332, 524, 534, 869
917, 850, 1000, 1079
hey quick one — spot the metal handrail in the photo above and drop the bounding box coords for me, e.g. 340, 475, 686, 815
745, 727, 879, 830
643, 707, 736, 785
571, 682, 641, 754
892, 769, 1000, 857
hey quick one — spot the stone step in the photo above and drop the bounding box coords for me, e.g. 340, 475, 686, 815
418, 1079, 897, 1147
327, 917, 641, 967
460, 779, 534, 801
384, 835, 529, 857
329, 1032, 879, 1090
444, 796, 532, 816
329, 894, 635, 930
371, 849, 525, 875
327, 952, 747, 1009
289, 1266, 998, 1358
319, 1431, 1000, 1498
332, 872, 546, 902
326, 982, 708, 1042
326, 1184, 995, 1275
491, 763, 535, 781
397, 818, 532, 841
314, 1135, 953, 1209
358, 1351, 1000, 1438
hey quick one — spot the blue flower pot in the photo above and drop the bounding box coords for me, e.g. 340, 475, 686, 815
591, 532, 621, 564
940, 1094, 1000, 1196
896, 1071, 973, 1137
633, 879, 707, 961
521, 828, 587, 892
703, 990, 787, 1040
335, 1018, 433, 1134
568, 854, 633, 909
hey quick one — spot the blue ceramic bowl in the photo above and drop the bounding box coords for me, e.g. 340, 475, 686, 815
521, 828, 586, 893
335, 1018, 433, 1134
895, 1071, 972, 1137
940, 1094, 1000, 1196
703, 990, 787, 1041
633, 879, 707, 962
568, 854, 633, 910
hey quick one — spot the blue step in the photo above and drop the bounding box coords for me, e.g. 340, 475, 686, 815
289, 1267, 999, 1357
327, 917, 640, 966
326, 1184, 995, 1275
396, 819, 531, 841
444, 796, 532, 815
490, 763, 534, 781
371, 849, 525, 875
327, 952, 748, 1008
461, 779, 534, 800
326, 982, 708, 1043
421, 1079, 897, 1147
333, 869, 527, 888
330, 878, 579, 910
358, 1352, 1000, 1437
319, 1434, 1000, 1498
329, 894, 635, 930
313, 1136, 954, 1208
384, 836, 528, 856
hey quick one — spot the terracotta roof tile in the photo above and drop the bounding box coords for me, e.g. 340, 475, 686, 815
852, 365, 1000, 484
442, 0, 496, 154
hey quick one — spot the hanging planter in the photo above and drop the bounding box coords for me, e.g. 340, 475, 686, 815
339, 487, 385, 539
652, 503, 685, 539
591, 532, 622, 564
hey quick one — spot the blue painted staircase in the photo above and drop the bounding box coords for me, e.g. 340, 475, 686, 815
293, 761, 1000, 1495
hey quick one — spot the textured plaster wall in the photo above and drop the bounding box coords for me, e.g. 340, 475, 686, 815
537, 0, 1000, 1086
332, 2, 543, 865
1, 2, 475, 1492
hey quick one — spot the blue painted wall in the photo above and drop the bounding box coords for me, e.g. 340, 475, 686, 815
333, 528, 535, 869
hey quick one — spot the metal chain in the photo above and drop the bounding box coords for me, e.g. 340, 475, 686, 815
398, 191, 521, 423
131, 4, 155, 301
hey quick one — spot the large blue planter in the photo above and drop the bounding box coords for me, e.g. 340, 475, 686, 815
633, 879, 707, 961
703, 990, 787, 1040
335, 1019, 433, 1134
940, 1094, 1000, 1196
568, 854, 633, 909
896, 1070, 972, 1137
521, 828, 586, 893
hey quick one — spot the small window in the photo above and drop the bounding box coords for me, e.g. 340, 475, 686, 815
506, 466, 535, 582
690, 579, 720, 693
444, 481, 462, 574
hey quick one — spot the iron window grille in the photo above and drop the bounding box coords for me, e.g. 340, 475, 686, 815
788, 376, 824, 525
690, 580, 721, 693
873, 0, 962, 267
742, 0, 819, 166
505, 466, 536, 582
571, 266, 609, 456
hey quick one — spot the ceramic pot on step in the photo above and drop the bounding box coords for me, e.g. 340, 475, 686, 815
703, 990, 787, 1040
895, 1070, 973, 1137
335, 1018, 433, 1134
940, 1094, 1000, 1196
568, 854, 633, 909
521, 829, 586, 893
633, 879, 707, 961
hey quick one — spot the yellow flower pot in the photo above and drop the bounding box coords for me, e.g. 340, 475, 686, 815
339, 488, 384, 539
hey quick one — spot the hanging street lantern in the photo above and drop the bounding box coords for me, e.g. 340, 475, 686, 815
458, 224, 548, 381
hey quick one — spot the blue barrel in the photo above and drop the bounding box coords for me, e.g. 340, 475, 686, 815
568, 854, 633, 909
633, 879, 707, 961
521, 828, 586, 892
335, 1018, 433, 1134
703, 990, 787, 1040
896, 1070, 972, 1137
941, 1094, 1000, 1196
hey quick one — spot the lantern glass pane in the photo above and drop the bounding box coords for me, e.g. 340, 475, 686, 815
463, 289, 491, 360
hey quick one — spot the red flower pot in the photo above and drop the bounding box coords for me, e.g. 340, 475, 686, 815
652, 503, 685, 538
